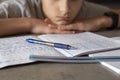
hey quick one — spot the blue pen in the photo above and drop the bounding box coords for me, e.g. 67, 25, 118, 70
26, 38, 74, 50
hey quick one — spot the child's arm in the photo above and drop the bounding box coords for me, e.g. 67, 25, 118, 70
0, 18, 74, 37
0, 18, 31, 37
57, 10, 120, 33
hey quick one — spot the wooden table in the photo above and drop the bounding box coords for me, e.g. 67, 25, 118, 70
0, 30, 120, 80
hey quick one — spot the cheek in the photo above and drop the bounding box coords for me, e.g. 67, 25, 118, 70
43, 6, 58, 18
45, 10, 58, 23
43, 8, 59, 24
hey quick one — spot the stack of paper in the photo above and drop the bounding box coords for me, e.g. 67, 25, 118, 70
89, 37, 120, 74
0, 32, 120, 68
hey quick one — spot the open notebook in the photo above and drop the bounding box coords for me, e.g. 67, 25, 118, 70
89, 37, 120, 74
0, 32, 120, 68
0, 35, 64, 68
38, 32, 120, 57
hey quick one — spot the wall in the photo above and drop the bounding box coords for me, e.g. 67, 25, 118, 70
87, 0, 120, 9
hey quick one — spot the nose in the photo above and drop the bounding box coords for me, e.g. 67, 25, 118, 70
59, 2, 71, 16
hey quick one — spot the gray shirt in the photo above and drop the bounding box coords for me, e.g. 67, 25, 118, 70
0, 0, 110, 19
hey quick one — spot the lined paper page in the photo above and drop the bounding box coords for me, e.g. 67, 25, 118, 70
0, 36, 63, 68
38, 32, 120, 57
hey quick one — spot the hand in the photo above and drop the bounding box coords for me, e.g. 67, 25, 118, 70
31, 18, 75, 34
57, 16, 108, 33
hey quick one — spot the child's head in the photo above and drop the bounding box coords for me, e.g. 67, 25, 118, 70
41, 0, 83, 25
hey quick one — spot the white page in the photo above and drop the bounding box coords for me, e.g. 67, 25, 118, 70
89, 37, 120, 74
0, 35, 63, 68
89, 50, 120, 74
38, 32, 120, 57
112, 37, 120, 40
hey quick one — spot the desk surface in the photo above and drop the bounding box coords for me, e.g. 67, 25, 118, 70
0, 30, 120, 80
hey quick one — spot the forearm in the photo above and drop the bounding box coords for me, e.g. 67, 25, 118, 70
86, 14, 120, 30
91, 15, 120, 30
0, 18, 32, 37
99, 16, 113, 29
94, 9, 120, 29
101, 13, 120, 29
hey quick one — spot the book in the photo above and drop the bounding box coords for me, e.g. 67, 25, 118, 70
0, 32, 120, 68
38, 32, 120, 57
89, 37, 120, 74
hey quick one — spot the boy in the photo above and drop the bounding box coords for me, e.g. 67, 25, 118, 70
0, 0, 120, 37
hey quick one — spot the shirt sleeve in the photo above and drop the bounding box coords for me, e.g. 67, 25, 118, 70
0, 0, 23, 18
0, 0, 43, 18
77, 1, 110, 18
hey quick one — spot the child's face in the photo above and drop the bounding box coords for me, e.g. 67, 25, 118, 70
41, 0, 83, 25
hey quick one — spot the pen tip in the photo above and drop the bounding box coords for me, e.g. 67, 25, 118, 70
69, 46, 77, 50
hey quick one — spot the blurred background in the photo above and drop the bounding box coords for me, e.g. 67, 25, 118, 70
87, 0, 120, 9
0, 0, 120, 9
